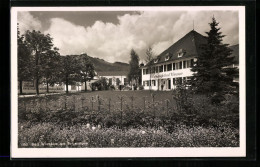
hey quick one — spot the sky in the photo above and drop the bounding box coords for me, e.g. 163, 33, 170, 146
17, 10, 239, 63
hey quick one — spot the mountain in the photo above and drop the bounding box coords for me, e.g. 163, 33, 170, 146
87, 56, 130, 72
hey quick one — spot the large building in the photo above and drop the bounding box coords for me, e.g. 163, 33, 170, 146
140, 30, 239, 91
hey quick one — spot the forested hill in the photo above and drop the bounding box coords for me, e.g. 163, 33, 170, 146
87, 56, 130, 72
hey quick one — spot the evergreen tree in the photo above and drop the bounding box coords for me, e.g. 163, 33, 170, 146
191, 17, 238, 103
145, 46, 154, 91
127, 49, 141, 89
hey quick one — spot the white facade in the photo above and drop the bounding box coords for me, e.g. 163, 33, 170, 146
99, 75, 128, 86
141, 58, 195, 91
96, 71, 129, 86
64, 82, 82, 92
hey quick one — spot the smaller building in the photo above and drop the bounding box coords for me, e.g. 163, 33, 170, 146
97, 71, 129, 86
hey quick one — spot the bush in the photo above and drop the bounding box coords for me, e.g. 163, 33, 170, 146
18, 123, 239, 148
138, 85, 144, 90
92, 77, 110, 91
123, 85, 132, 90
119, 85, 125, 90
109, 85, 115, 90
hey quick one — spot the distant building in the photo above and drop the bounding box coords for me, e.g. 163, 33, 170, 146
140, 30, 239, 91
97, 71, 129, 86
80, 71, 129, 91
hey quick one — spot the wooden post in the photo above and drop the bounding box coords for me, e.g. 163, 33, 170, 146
73, 95, 76, 112
64, 96, 67, 110
81, 97, 84, 110
120, 96, 123, 129
108, 98, 111, 113
91, 96, 94, 111
143, 97, 146, 111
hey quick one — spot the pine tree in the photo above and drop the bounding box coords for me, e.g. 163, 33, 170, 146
127, 49, 141, 89
191, 17, 238, 103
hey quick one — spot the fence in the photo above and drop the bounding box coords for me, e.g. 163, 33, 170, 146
19, 93, 178, 115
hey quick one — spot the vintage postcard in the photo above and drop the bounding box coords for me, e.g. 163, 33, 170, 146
11, 6, 245, 158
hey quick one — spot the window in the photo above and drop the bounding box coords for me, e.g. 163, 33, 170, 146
173, 63, 176, 70
146, 69, 149, 74
159, 65, 163, 72
177, 49, 186, 58
191, 59, 194, 67
152, 80, 156, 86
147, 81, 151, 86
116, 78, 120, 86
109, 78, 112, 85
155, 66, 159, 73
183, 61, 186, 69
179, 61, 182, 69
173, 78, 176, 85
143, 69, 146, 75
164, 65, 167, 72
183, 77, 186, 83
165, 55, 169, 61
124, 78, 128, 85
187, 60, 191, 68
152, 67, 155, 73
143, 81, 145, 86
167, 63, 172, 71
178, 52, 183, 58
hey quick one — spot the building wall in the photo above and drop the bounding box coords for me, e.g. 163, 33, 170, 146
81, 79, 98, 91
99, 75, 128, 86
142, 58, 239, 91
141, 58, 194, 91
64, 83, 82, 92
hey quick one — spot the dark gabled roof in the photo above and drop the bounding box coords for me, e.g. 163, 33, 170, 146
97, 71, 128, 77
143, 30, 207, 67
229, 44, 239, 64
143, 30, 239, 68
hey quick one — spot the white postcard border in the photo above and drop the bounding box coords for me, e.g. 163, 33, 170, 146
11, 6, 246, 158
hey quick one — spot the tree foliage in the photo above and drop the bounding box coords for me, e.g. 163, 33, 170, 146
17, 26, 32, 94
40, 47, 61, 92
59, 55, 83, 94
78, 54, 95, 91
24, 30, 56, 95
127, 49, 141, 86
145, 46, 154, 90
190, 17, 238, 103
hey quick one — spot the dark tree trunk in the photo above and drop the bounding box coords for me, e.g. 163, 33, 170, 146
84, 81, 87, 92
35, 51, 39, 95
19, 80, 23, 94
36, 78, 39, 95
66, 76, 69, 94
46, 80, 49, 93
